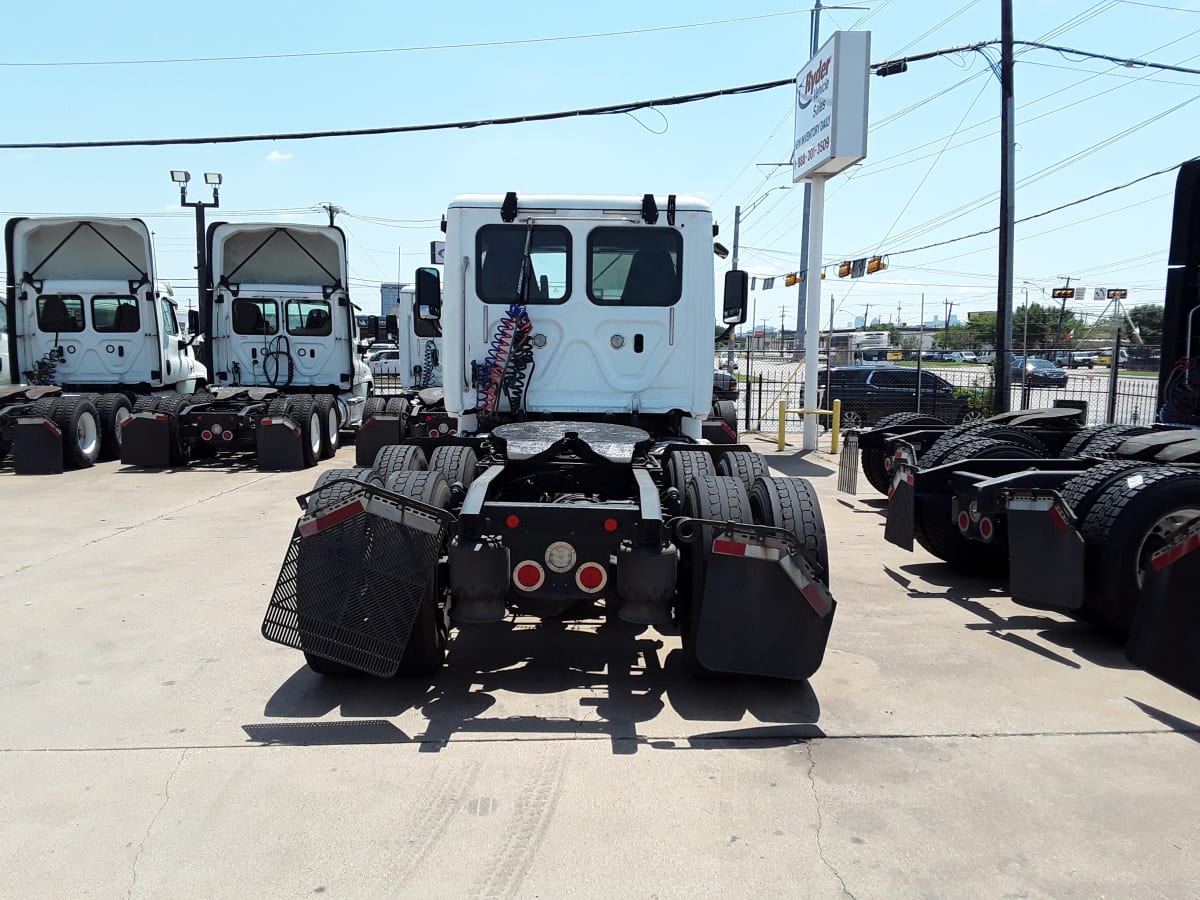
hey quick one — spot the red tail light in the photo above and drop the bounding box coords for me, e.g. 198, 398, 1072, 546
575, 563, 607, 594
201, 430, 213, 441
513, 561, 545, 591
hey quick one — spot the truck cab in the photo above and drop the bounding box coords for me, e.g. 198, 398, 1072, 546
5, 217, 203, 393
420, 193, 715, 438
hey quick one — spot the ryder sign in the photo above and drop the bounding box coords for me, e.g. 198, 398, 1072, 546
793, 31, 871, 182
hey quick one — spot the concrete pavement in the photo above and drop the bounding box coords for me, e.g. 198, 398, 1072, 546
1, 440, 1197, 898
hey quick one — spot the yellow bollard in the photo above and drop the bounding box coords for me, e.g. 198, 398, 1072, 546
777, 399, 787, 451
831, 398, 841, 451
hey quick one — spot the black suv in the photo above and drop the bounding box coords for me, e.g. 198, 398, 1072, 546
817, 365, 986, 429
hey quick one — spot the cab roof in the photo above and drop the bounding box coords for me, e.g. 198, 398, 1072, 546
448, 194, 711, 213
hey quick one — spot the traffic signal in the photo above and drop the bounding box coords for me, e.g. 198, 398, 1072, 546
1107, 288, 1127, 300
838, 260, 851, 278
866, 256, 887, 274
1051, 287, 1075, 299
784, 273, 800, 287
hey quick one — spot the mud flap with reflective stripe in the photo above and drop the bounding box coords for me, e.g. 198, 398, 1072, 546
119, 412, 173, 468
883, 467, 916, 551
694, 530, 836, 680
256, 416, 306, 471
1127, 521, 1200, 696
354, 414, 404, 467
262, 486, 450, 677
1006, 493, 1086, 612
13, 417, 64, 475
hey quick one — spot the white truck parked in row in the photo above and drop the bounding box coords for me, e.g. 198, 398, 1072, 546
263, 193, 837, 682
122, 222, 375, 470
2, 217, 205, 473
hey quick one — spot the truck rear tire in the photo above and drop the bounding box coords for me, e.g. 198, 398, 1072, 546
1078, 425, 1153, 459
667, 449, 716, 494
920, 422, 1049, 469
93, 393, 132, 460
362, 396, 387, 423
860, 412, 949, 495
1078, 466, 1200, 639
429, 444, 479, 489
748, 476, 829, 585
313, 394, 339, 459
716, 450, 768, 495
304, 467, 382, 514
293, 395, 321, 467
679, 474, 752, 676
373, 444, 427, 481
382, 469, 453, 676
713, 399, 738, 432
53, 397, 102, 468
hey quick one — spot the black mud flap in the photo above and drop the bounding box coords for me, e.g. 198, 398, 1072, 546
694, 528, 836, 680
1006, 492, 1086, 612
256, 416, 306, 471
883, 466, 916, 551
837, 432, 859, 494
13, 417, 64, 475
701, 418, 738, 445
120, 412, 173, 468
355, 414, 403, 467
1127, 521, 1200, 697
262, 483, 452, 676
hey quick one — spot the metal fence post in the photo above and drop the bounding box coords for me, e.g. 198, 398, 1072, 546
1106, 329, 1122, 423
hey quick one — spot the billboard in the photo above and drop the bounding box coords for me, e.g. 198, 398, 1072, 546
793, 31, 871, 182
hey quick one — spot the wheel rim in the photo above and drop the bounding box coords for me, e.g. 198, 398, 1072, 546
1136, 507, 1200, 588
962, 409, 985, 423
310, 412, 322, 455
326, 407, 339, 446
841, 410, 863, 429
113, 406, 127, 447
76, 412, 100, 458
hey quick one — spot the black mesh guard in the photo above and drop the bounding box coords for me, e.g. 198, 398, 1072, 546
262, 503, 447, 677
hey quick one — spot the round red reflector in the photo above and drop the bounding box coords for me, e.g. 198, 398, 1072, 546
577, 564, 605, 591
425, 415, 433, 422
224, 431, 235, 441
958, 512, 970, 531
429, 429, 439, 437
603, 518, 619, 532
201, 430, 212, 441
514, 562, 543, 590
980, 517, 994, 539
884, 457, 893, 471
506, 515, 520, 529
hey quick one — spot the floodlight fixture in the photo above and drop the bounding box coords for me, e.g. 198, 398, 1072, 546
170, 170, 190, 184
204, 172, 222, 186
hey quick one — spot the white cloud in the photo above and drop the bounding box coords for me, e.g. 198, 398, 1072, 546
266, 150, 293, 163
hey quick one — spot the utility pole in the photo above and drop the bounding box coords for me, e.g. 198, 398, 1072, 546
995, 0, 1015, 412
943, 299, 955, 348
731, 206, 741, 272
896, 300, 903, 327
862, 303, 872, 329
321, 203, 343, 226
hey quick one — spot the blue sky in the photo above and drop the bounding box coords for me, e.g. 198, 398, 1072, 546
2, 0, 1196, 330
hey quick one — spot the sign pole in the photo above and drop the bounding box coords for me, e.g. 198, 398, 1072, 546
802, 175, 826, 451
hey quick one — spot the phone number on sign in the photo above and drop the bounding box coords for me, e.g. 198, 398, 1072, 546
800, 137, 830, 164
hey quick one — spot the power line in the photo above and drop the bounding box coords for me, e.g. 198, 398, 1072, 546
0, 10, 814, 68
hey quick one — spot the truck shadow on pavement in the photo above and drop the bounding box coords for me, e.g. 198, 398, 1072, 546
763, 450, 836, 480
249, 618, 824, 754
890, 562, 1138, 672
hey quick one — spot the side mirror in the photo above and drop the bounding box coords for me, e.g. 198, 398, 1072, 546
385, 314, 398, 341
366, 314, 379, 341
722, 270, 748, 325
177, 339, 188, 352
187, 309, 199, 334
414, 266, 442, 338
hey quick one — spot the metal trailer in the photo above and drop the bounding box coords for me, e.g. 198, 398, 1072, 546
842, 161, 1200, 695
261, 192, 837, 681
3, 217, 207, 474
121, 222, 411, 470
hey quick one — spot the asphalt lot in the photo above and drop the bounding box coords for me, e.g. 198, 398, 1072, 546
3, 439, 1199, 898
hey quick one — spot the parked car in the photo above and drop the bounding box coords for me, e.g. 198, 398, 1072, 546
712, 369, 739, 401
368, 349, 406, 376
943, 351, 978, 363
362, 341, 398, 362
817, 365, 987, 429
1095, 348, 1129, 367
1053, 351, 1096, 369
1011, 356, 1069, 387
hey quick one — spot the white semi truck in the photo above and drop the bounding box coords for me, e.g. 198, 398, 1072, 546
122, 222, 375, 469
263, 192, 837, 681
2, 217, 206, 473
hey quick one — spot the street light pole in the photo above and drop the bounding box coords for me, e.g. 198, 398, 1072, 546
172, 170, 222, 373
